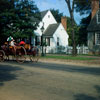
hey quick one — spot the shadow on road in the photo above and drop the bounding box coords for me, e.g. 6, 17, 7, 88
2, 61, 100, 76
0, 64, 22, 86
74, 85, 100, 100
74, 94, 97, 100
94, 85, 100, 99
22, 62, 100, 76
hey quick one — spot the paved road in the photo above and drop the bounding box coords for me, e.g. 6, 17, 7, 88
0, 61, 100, 100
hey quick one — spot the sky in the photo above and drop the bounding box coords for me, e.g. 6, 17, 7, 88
33, 0, 83, 25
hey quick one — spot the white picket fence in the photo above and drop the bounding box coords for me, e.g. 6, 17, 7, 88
66, 45, 89, 54
45, 45, 89, 54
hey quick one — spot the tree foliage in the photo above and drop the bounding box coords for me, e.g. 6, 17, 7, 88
74, 0, 91, 45
64, 0, 92, 54
74, 0, 91, 15
78, 14, 91, 45
64, 0, 92, 46
67, 17, 80, 46
50, 9, 64, 23
0, 0, 41, 44
65, 0, 77, 55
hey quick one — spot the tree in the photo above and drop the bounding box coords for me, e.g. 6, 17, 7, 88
0, 0, 41, 44
75, 0, 91, 46
0, 0, 14, 44
75, 0, 91, 15
65, 0, 77, 55
15, 0, 41, 39
78, 14, 91, 45
64, 0, 93, 54
50, 9, 64, 23
67, 17, 80, 46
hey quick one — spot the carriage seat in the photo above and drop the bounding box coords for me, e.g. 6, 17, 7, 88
24, 44, 31, 50
9, 46, 13, 49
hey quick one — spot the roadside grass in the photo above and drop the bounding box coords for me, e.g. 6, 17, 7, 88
77, 54, 100, 57
41, 54, 99, 61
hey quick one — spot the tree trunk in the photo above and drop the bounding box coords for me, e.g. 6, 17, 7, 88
65, 0, 77, 56
70, 12, 77, 56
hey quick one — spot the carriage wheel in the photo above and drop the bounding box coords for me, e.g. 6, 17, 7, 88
30, 48, 40, 62
16, 55, 26, 63
16, 46, 26, 63
0, 50, 5, 62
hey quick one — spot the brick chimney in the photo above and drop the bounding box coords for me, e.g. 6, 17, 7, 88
91, 0, 99, 18
61, 17, 67, 31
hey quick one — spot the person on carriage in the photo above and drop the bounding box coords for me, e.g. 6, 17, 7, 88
7, 36, 13, 42
19, 41, 26, 46
7, 36, 14, 46
10, 39, 15, 46
7, 36, 17, 46
7, 36, 16, 54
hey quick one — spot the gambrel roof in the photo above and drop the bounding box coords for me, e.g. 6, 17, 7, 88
87, 9, 100, 32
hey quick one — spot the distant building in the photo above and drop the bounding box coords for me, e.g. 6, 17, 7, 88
87, 0, 100, 54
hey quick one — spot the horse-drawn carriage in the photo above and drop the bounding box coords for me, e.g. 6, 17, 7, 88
0, 42, 40, 63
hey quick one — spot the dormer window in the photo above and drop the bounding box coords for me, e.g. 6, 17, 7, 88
97, 11, 100, 24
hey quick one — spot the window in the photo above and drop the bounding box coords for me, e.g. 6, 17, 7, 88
97, 11, 100, 24
48, 15, 50, 18
35, 36, 41, 45
95, 33, 100, 45
57, 37, 59, 46
46, 38, 50, 46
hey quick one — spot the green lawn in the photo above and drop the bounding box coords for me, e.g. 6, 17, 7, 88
41, 54, 99, 61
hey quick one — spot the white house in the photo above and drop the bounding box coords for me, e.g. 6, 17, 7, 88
34, 10, 69, 53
